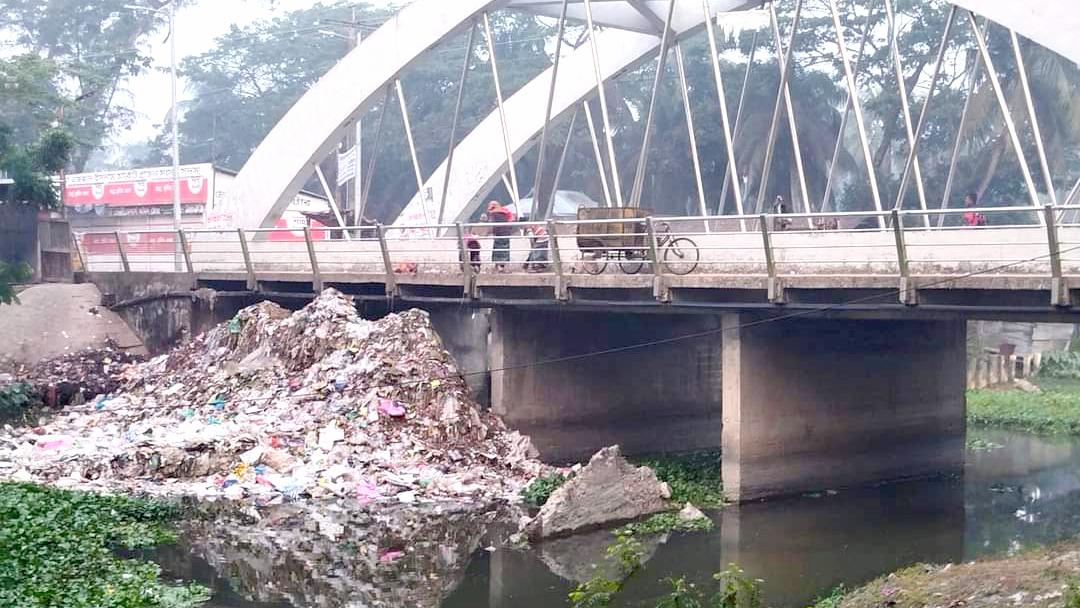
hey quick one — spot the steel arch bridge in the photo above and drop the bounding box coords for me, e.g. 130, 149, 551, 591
225, 0, 1080, 232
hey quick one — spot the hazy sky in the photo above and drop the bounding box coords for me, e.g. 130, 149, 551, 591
122, 0, 396, 145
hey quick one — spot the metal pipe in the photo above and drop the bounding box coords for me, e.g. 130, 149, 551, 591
395, 79, 432, 226
822, 3, 875, 213
939, 23, 982, 227
675, 43, 709, 228
827, 0, 884, 228
546, 109, 579, 219
483, 12, 522, 205
768, 4, 811, 227
754, 0, 803, 216
583, 0, 625, 206
630, 0, 679, 208
583, 100, 613, 207
314, 165, 351, 240
884, 0, 929, 225
966, 11, 1041, 215
358, 85, 392, 224
438, 22, 478, 225
703, 1, 745, 230
1011, 29, 1057, 205
530, 0, 571, 220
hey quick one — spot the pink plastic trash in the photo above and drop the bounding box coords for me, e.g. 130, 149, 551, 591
35, 436, 73, 451
377, 398, 406, 418
378, 547, 406, 563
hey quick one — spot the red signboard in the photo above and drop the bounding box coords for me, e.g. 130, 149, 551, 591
65, 176, 210, 207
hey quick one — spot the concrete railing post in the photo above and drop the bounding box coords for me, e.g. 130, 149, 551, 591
1044, 204, 1069, 307
644, 217, 668, 302
455, 222, 477, 299
237, 228, 257, 291
71, 232, 86, 273
548, 219, 567, 301
376, 224, 398, 297
891, 209, 916, 305
303, 226, 323, 292
114, 231, 130, 273
759, 214, 783, 303
176, 229, 195, 275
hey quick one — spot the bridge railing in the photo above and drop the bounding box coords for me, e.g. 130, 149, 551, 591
74, 204, 1080, 304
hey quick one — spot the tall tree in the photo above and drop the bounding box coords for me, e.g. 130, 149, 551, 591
0, 0, 173, 169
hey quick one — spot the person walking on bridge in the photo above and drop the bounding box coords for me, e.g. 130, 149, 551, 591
487, 201, 515, 273
963, 192, 987, 227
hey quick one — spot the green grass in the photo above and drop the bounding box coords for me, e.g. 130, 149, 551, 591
521, 473, 570, 508
0, 483, 209, 608
631, 451, 725, 508
968, 386, 1080, 435
615, 512, 714, 537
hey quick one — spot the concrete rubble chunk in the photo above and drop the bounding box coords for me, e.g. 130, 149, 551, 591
525, 445, 671, 540
677, 502, 707, 523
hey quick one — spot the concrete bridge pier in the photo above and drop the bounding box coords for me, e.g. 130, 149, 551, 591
721, 314, 967, 502
489, 308, 724, 462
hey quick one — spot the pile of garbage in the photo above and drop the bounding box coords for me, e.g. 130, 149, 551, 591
0, 289, 547, 505
0, 341, 139, 407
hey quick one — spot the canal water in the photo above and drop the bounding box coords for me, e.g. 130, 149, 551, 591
156, 428, 1080, 608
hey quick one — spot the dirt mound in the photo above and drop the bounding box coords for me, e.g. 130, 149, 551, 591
0, 289, 545, 505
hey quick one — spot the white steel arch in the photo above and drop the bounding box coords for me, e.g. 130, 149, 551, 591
229, 0, 760, 230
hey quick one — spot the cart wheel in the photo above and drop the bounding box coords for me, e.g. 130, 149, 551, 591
663, 237, 700, 275
581, 252, 608, 275
619, 251, 645, 275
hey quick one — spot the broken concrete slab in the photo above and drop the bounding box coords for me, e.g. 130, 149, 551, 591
525, 445, 671, 540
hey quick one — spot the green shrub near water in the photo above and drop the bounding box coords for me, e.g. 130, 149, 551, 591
968, 387, 1080, 435
0, 381, 41, 422
615, 512, 714, 537
1036, 351, 1080, 379
521, 473, 569, 507
0, 483, 209, 608
631, 451, 725, 508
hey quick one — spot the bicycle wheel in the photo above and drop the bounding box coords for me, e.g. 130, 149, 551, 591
581, 252, 608, 275
663, 237, 700, 275
619, 251, 645, 275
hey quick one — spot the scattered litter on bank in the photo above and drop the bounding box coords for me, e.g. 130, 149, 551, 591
0, 289, 549, 505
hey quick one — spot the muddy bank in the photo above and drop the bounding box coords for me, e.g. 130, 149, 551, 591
822, 540, 1080, 608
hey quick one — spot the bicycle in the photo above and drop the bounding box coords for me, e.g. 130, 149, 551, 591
580, 221, 700, 276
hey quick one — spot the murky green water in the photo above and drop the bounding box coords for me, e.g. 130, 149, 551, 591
157, 428, 1080, 608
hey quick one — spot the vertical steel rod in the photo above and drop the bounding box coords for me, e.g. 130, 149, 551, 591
939, 23, 982, 227
754, 0, 803, 216
483, 12, 522, 205
897, 8, 958, 224
1044, 204, 1068, 306
703, 0, 745, 230
822, 4, 874, 214
884, 0, 929, 225
359, 85, 392, 225
583, 0, 625, 206
674, 43, 709, 229
547, 219, 567, 300
630, 0, 679, 208
827, 0, 884, 228
546, 109, 579, 219
71, 232, 86, 272
438, 22, 479, 225
395, 79, 433, 227
583, 100, 613, 207
530, 0, 572, 220
1011, 29, 1056, 205
719, 28, 758, 223
966, 11, 1041, 215
768, 4, 811, 227
315, 165, 351, 240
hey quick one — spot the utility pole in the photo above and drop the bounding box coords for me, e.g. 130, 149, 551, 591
338, 7, 360, 228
